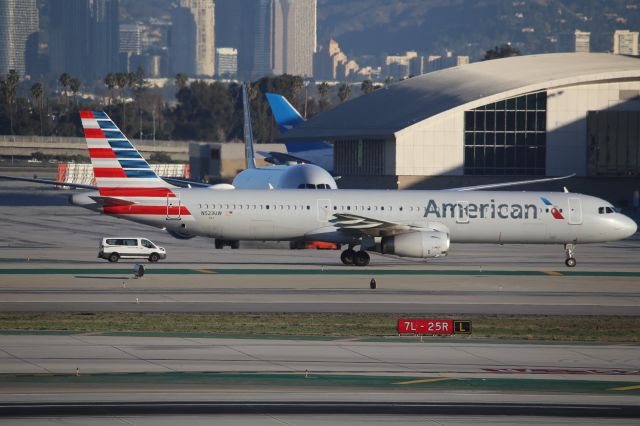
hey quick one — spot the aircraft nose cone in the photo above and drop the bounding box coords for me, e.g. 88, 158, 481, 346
618, 215, 638, 238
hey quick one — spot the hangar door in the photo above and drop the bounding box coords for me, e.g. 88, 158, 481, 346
587, 111, 640, 176
334, 139, 386, 176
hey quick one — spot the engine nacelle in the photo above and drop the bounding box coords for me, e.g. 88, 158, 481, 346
381, 231, 449, 258
166, 229, 196, 240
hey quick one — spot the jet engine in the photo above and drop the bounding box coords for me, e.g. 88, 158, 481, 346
380, 231, 449, 258
166, 229, 196, 240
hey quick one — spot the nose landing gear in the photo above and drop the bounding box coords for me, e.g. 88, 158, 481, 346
564, 243, 577, 267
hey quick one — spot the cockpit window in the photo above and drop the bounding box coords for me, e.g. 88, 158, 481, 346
598, 206, 614, 214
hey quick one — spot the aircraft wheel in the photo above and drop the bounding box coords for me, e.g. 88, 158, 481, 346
214, 239, 223, 249
565, 257, 577, 267
353, 251, 370, 267
108, 253, 119, 263
340, 249, 356, 265
230, 240, 240, 249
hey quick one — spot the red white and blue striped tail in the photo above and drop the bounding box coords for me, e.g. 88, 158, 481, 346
80, 110, 175, 192
80, 110, 190, 218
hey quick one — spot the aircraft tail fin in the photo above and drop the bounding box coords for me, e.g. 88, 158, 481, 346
265, 93, 305, 133
242, 83, 257, 169
79, 110, 174, 191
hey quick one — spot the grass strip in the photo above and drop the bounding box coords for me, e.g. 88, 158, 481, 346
0, 312, 639, 343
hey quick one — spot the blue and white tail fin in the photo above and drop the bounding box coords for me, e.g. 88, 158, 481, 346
242, 84, 257, 169
79, 110, 174, 191
265, 93, 305, 133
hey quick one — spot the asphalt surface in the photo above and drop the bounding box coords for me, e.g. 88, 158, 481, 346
3, 334, 640, 377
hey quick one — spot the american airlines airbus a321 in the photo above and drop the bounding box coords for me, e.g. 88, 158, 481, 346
3, 110, 637, 267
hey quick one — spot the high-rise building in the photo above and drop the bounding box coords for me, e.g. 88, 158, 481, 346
91, 0, 120, 78
314, 39, 349, 80
215, 0, 251, 78
216, 47, 238, 78
120, 23, 143, 55
250, 0, 316, 79
186, 0, 215, 77
169, 7, 196, 76
279, 0, 316, 77
613, 30, 639, 56
50, 0, 119, 79
457, 56, 470, 66
385, 51, 417, 80
49, 0, 90, 77
0, 0, 39, 77
574, 30, 590, 53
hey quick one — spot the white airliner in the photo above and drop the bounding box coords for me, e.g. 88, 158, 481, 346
1, 111, 636, 267
168, 84, 337, 193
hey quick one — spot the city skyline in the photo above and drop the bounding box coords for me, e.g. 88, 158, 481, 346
0, 0, 638, 84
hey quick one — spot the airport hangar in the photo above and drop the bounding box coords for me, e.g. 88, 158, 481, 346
280, 53, 640, 205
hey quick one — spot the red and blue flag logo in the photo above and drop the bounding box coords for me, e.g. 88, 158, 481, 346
541, 197, 564, 220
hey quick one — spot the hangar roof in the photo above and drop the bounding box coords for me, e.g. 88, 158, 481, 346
278, 53, 640, 141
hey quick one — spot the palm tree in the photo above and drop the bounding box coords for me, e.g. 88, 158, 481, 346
361, 80, 375, 95
58, 72, 71, 105
115, 72, 129, 128
104, 73, 117, 105
69, 77, 81, 105
30, 82, 44, 135
337, 83, 351, 103
1, 69, 20, 134
317, 82, 330, 112
175, 73, 188, 89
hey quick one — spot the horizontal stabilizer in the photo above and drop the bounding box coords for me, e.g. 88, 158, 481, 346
89, 196, 137, 206
0, 175, 97, 190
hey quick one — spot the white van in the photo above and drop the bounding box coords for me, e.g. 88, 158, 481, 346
98, 238, 167, 263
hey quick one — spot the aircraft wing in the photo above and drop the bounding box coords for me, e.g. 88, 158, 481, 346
329, 213, 422, 237
0, 175, 98, 190
448, 174, 575, 191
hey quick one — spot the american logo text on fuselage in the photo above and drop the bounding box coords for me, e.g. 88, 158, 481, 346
423, 199, 539, 220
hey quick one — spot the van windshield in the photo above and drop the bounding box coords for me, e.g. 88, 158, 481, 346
141, 239, 156, 248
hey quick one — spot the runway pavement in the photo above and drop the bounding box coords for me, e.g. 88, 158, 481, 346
1, 333, 640, 423
2, 181, 640, 423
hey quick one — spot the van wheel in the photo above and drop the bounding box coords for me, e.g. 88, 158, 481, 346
108, 253, 120, 263
149, 253, 160, 263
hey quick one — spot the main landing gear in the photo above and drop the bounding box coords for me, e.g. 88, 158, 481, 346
214, 239, 239, 249
340, 247, 370, 267
564, 243, 577, 267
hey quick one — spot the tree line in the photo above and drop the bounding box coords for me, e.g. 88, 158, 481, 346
0, 69, 383, 145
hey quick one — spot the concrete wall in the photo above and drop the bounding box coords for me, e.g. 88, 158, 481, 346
394, 110, 464, 176
188, 142, 289, 181
546, 81, 640, 176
